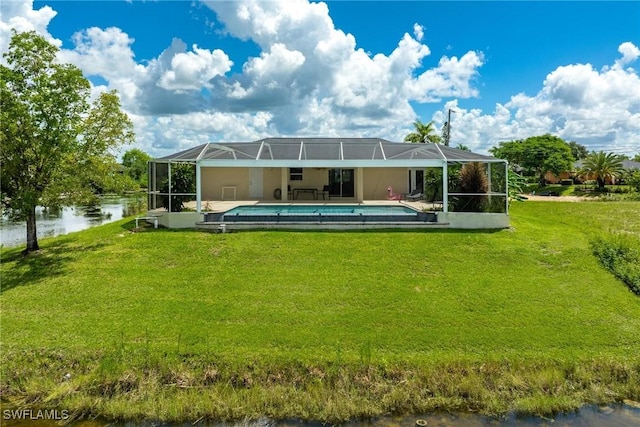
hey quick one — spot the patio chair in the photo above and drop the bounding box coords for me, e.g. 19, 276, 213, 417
405, 188, 423, 201
320, 185, 330, 200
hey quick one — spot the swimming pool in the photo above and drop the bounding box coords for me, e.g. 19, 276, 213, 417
205, 204, 436, 223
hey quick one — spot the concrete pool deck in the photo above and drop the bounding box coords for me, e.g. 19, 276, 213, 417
184, 199, 443, 213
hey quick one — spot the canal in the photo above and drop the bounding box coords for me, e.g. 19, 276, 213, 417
0, 195, 144, 249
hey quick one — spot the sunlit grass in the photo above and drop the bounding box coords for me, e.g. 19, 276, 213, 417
1, 201, 639, 421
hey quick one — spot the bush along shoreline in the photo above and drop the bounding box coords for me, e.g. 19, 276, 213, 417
1, 349, 640, 423
592, 233, 640, 295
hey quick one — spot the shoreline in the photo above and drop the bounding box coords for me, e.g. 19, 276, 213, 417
1, 349, 639, 424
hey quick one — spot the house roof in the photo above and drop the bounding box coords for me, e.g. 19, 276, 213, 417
156, 138, 503, 167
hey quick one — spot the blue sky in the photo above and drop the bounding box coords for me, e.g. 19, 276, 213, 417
2, 1, 639, 157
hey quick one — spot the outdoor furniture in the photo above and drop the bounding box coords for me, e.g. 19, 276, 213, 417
221, 186, 236, 200
320, 185, 330, 200
293, 188, 318, 200
135, 216, 158, 228
405, 188, 423, 201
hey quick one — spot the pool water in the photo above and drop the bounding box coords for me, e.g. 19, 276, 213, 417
205, 204, 437, 223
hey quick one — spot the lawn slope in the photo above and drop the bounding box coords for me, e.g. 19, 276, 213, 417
1, 201, 639, 422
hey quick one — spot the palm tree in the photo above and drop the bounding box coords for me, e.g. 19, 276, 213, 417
578, 151, 625, 189
404, 120, 441, 144
456, 144, 471, 152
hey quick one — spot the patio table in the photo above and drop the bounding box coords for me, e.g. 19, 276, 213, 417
293, 188, 318, 200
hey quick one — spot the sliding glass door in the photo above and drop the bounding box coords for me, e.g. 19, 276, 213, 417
328, 168, 355, 198
409, 169, 424, 193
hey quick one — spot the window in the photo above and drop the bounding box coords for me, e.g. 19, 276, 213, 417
290, 168, 303, 181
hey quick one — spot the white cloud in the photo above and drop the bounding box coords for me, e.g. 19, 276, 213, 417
4, 0, 636, 157
438, 42, 640, 155
0, 0, 59, 61
243, 43, 305, 81
616, 41, 640, 68
60, 27, 139, 80
2, 0, 485, 155
158, 44, 232, 91
412, 51, 484, 102
413, 23, 424, 42
205, 0, 482, 129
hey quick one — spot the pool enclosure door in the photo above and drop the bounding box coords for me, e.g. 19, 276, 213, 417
249, 168, 263, 198
328, 168, 355, 198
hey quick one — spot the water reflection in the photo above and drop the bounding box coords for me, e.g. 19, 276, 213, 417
0, 405, 638, 427
0, 196, 144, 248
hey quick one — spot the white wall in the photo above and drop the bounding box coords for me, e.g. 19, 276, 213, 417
437, 212, 510, 229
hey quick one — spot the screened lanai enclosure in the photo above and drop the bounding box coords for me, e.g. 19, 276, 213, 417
147, 138, 510, 229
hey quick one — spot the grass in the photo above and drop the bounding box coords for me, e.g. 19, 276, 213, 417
1, 201, 640, 422
592, 232, 640, 295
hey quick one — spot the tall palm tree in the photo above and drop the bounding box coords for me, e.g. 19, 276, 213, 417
578, 151, 625, 189
404, 120, 441, 144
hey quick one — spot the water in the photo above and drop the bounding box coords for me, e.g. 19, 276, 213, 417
0, 196, 144, 249
1, 404, 639, 427
225, 204, 417, 216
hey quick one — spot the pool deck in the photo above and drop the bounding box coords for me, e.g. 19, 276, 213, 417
188, 199, 447, 232
188, 199, 443, 213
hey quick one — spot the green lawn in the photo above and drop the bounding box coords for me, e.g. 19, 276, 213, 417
1, 201, 639, 422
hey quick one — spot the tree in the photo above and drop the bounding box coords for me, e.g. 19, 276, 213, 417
568, 141, 589, 160
489, 134, 574, 186
161, 163, 195, 212
507, 169, 527, 204
0, 31, 134, 254
577, 151, 625, 189
626, 170, 640, 192
404, 120, 441, 144
633, 153, 640, 162
456, 144, 471, 152
123, 148, 152, 187
441, 121, 449, 145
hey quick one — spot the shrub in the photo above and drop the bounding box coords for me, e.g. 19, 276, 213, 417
424, 168, 443, 202
591, 233, 640, 295
451, 162, 488, 212
560, 179, 573, 186
608, 186, 630, 194
626, 170, 640, 192
485, 197, 507, 213
507, 170, 526, 204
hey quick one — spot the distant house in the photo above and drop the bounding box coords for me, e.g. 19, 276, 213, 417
545, 159, 640, 185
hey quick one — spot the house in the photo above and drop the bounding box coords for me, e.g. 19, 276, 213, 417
545, 159, 640, 185
147, 138, 510, 229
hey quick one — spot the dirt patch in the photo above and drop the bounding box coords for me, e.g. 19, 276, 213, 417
523, 195, 589, 202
